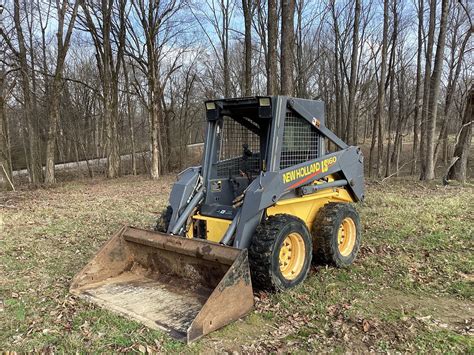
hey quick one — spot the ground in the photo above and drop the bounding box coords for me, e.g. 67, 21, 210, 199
1, 175, 473, 353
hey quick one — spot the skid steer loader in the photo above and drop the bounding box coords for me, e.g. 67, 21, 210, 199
71, 96, 365, 343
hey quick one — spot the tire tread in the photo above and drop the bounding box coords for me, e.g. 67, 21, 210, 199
312, 203, 361, 267
249, 214, 312, 291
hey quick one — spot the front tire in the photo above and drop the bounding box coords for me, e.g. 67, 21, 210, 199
312, 203, 361, 267
249, 214, 312, 291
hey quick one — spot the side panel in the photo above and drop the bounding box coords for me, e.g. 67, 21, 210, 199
266, 188, 353, 230
279, 147, 364, 201
233, 147, 365, 249
339, 147, 366, 201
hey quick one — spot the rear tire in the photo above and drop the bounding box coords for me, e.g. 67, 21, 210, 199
312, 203, 361, 267
154, 205, 172, 233
249, 214, 312, 291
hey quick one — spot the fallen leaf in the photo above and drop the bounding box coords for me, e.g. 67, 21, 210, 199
138, 344, 146, 353
362, 319, 370, 332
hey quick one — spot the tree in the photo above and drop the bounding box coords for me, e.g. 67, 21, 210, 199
421, 0, 449, 180
411, 0, 423, 175
80, 0, 127, 178
434, 4, 471, 164
369, 0, 389, 178
190, 0, 234, 98
267, 0, 278, 95
3, 0, 43, 184
0, 67, 15, 189
446, 85, 473, 182
384, 0, 399, 177
126, 0, 184, 178
242, 0, 253, 96
419, 0, 436, 179
280, 0, 295, 95
346, 0, 360, 145
44, 0, 80, 184
390, 46, 409, 175
122, 59, 137, 176
329, 0, 342, 137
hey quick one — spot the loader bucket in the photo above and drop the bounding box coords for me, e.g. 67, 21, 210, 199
70, 226, 254, 343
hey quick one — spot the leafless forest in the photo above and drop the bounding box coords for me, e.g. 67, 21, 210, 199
0, 0, 472, 189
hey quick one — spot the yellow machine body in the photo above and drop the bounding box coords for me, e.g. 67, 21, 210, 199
267, 187, 354, 230
186, 184, 355, 243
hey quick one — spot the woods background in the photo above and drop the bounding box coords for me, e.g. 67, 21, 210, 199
0, 0, 472, 189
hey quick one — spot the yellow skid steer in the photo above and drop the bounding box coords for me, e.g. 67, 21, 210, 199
71, 96, 365, 343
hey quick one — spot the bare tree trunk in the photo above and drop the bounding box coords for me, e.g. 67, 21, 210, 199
280, 0, 295, 95
267, 0, 278, 95
13, 0, 42, 185
223, 0, 231, 97
411, 0, 423, 175
242, 0, 252, 96
128, 0, 182, 178
294, 0, 310, 98
421, 0, 449, 180
44, 90, 60, 184
0, 71, 13, 189
434, 19, 471, 165
419, 0, 436, 178
150, 87, 160, 179
339, 56, 346, 139
368, 111, 377, 177
447, 86, 473, 182
81, 0, 125, 178
27, 2, 42, 174
346, 0, 360, 145
391, 62, 407, 176
375, 0, 389, 178
160, 91, 172, 174
108, 82, 121, 177
353, 101, 360, 144
385, 68, 395, 177
44, 0, 79, 184
123, 61, 137, 175
331, 1, 342, 138
384, 0, 398, 177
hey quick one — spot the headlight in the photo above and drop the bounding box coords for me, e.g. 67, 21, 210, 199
206, 102, 216, 110
259, 97, 271, 107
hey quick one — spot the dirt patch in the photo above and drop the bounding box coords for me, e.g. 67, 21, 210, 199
198, 313, 277, 353
364, 289, 474, 335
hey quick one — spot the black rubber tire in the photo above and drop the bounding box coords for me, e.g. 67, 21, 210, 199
249, 214, 312, 292
312, 203, 361, 267
154, 205, 173, 233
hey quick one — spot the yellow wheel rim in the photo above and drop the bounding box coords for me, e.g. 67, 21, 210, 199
279, 232, 306, 280
338, 217, 357, 256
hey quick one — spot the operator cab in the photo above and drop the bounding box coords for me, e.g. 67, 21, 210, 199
198, 96, 326, 226
200, 97, 273, 221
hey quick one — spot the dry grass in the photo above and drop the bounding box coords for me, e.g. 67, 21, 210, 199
1, 175, 473, 352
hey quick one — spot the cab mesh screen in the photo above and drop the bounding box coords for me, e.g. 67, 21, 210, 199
280, 110, 320, 169
216, 116, 260, 178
